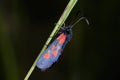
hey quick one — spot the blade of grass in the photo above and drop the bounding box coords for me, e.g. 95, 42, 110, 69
0, 8, 20, 80
24, 0, 78, 80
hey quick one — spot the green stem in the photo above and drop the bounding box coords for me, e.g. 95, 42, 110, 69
24, 0, 78, 80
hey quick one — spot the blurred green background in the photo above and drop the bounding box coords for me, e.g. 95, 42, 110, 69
0, 0, 120, 80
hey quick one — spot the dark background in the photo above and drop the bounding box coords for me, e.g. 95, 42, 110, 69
0, 0, 120, 80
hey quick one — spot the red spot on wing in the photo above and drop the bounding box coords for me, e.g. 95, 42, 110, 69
52, 50, 58, 57
57, 33, 64, 40
43, 53, 50, 59
51, 45, 56, 50
57, 33, 66, 44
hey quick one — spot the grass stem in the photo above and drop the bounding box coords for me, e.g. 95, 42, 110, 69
24, 0, 78, 80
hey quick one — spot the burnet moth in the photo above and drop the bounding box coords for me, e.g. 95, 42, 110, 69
37, 17, 89, 71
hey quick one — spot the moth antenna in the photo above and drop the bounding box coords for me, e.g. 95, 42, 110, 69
71, 17, 89, 28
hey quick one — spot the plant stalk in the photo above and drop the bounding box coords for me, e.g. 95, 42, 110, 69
24, 0, 78, 80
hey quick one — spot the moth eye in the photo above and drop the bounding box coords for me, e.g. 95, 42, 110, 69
43, 53, 50, 59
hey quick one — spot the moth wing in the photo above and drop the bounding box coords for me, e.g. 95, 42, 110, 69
50, 44, 63, 62
36, 54, 52, 71
50, 33, 69, 62
37, 31, 71, 70
36, 38, 58, 70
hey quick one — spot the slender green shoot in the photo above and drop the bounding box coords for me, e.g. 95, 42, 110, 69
24, 0, 78, 80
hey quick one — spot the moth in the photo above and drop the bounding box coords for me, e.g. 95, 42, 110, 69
36, 17, 89, 71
